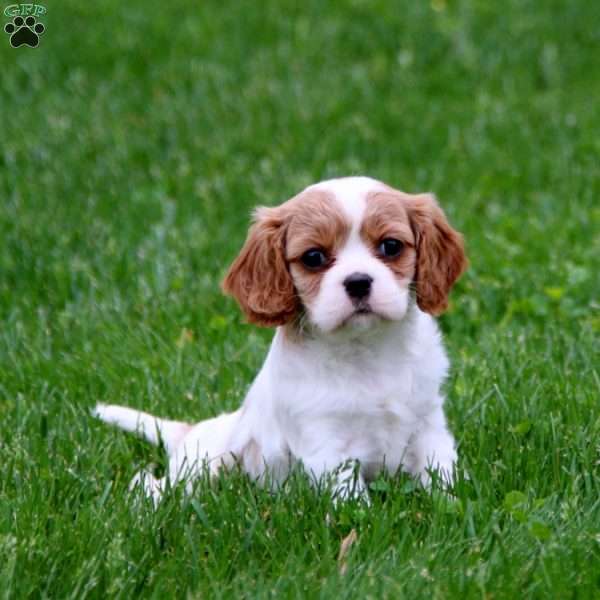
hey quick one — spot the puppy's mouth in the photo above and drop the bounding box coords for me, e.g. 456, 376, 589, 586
342, 303, 380, 327
355, 305, 372, 315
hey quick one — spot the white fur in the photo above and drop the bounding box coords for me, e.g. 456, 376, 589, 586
94, 176, 458, 503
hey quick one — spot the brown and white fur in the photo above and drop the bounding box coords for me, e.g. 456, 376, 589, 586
94, 176, 467, 503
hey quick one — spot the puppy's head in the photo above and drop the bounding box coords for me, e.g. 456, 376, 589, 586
223, 177, 467, 333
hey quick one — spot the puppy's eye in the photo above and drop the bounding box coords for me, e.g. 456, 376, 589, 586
300, 248, 328, 270
378, 238, 404, 258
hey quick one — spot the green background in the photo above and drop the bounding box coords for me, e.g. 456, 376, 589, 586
0, 1, 599, 597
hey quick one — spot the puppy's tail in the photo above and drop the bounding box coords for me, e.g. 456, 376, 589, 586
92, 403, 192, 453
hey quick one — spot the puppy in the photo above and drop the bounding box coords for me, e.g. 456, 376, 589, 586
94, 176, 467, 503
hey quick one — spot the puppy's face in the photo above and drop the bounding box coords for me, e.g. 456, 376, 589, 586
223, 177, 467, 333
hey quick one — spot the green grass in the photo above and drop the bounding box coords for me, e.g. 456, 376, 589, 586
1, 0, 599, 597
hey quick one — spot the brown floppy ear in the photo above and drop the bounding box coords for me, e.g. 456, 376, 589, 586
222, 206, 298, 327
407, 194, 468, 315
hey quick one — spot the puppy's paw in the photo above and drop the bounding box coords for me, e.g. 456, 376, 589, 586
129, 468, 164, 506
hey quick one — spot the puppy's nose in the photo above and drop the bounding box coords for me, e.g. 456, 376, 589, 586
343, 272, 373, 299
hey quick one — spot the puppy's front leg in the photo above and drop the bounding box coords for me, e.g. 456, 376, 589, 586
407, 406, 457, 488
302, 455, 369, 503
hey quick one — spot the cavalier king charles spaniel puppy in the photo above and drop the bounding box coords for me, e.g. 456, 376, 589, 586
95, 176, 467, 503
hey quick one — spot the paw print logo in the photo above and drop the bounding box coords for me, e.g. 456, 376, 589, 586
4, 15, 45, 48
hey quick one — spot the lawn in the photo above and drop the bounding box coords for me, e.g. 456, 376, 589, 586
1, 0, 599, 597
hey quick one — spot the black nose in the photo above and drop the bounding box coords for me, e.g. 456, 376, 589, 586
343, 272, 373, 299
